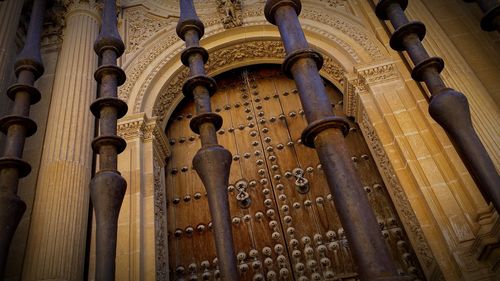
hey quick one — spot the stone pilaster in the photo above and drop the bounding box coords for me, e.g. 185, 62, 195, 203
88, 113, 169, 281
21, 2, 100, 280
405, 0, 500, 170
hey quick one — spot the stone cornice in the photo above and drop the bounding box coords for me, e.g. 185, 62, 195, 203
355, 60, 400, 85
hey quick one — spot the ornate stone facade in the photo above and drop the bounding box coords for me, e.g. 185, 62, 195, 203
0, 0, 498, 280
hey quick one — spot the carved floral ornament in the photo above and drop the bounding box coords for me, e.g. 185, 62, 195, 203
58, 0, 100, 15
216, 0, 243, 29
117, 114, 170, 160
150, 40, 348, 123
114, 3, 442, 278
118, 4, 388, 115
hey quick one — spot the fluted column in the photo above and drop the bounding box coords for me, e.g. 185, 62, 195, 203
21, 2, 100, 280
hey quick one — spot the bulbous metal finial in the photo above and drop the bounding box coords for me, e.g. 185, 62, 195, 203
15, 0, 47, 79
177, 0, 205, 40
94, 0, 125, 56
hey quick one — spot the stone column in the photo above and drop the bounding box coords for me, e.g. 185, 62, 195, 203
21, 2, 100, 280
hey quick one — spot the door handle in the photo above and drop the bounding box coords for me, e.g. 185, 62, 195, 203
235, 179, 251, 208
293, 168, 309, 194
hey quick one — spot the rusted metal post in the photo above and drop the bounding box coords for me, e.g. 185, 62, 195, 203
463, 0, 500, 32
265, 1, 412, 280
376, 0, 500, 211
176, 1, 239, 280
90, 0, 128, 280
0, 0, 47, 277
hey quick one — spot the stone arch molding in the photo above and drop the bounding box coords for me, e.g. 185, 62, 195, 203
115, 4, 444, 280
119, 5, 390, 127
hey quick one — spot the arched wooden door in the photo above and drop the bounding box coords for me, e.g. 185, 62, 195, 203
166, 65, 423, 281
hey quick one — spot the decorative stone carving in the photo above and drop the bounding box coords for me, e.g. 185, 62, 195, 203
118, 115, 170, 159
118, 32, 180, 101
61, 0, 99, 13
42, 3, 65, 47
319, 0, 347, 8
153, 155, 168, 281
355, 61, 399, 84
470, 208, 500, 271
216, 0, 242, 29
117, 114, 169, 279
151, 40, 345, 122
124, 8, 173, 54
343, 74, 367, 119
322, 56, 345, 81
118, 5, 384, 104
359, 110, 444, 280
341, 61, 399, 119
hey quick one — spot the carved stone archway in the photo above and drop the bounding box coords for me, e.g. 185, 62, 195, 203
111, 4, 495, 280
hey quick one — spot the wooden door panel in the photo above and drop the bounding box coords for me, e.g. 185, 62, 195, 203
251, 70, 353, 280
166, 66, 424, 281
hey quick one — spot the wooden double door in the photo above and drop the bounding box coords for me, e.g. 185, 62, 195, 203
166, 66, 423, 280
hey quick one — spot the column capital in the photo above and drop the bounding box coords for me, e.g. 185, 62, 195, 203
59, 0, 100, 20
118, 113, 170, 161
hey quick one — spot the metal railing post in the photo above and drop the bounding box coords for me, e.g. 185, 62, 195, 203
375, 0, 500, 211
176, 0, 239, 280
0, 0, 47, 277
264, 1, 413, 280
90, 0, 128, 279
463, 0, 500, 33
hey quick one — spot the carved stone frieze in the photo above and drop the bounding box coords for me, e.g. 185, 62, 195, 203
118, 5, 384, 105
318, 0, 348, 8
355, 61, 399, 85
341, 61, 399, 119
470, 208, 500, 270
343, 74, 367, 119
151, 40, 284, 120
124, 8, 174, 54
322, 56, 345, 81
118, 115, 170, 159
153, 155, 168, 281
216, 0, 243, 29
151, 40, 345, 123
359, 110, 444, 280
302, 9, 384, 60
